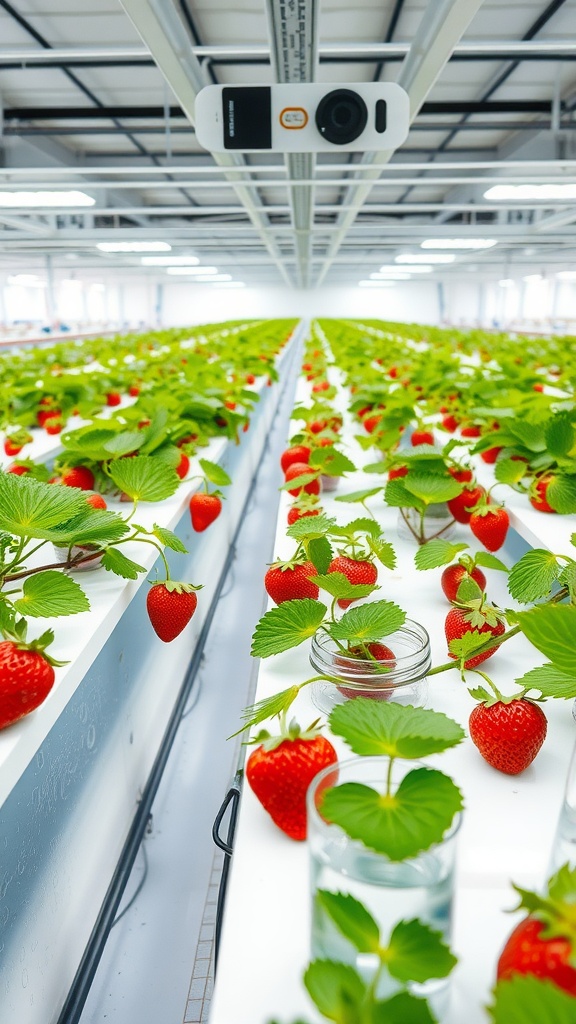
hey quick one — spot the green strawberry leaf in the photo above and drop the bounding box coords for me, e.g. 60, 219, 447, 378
489, 975, 576, 1024
328, 700, 465, 758
103, 431, 144, 456
384, 479, 425, 513
385, 919, 457, 983
101, 547, 147, 580
251, 599, 327, 658
507, 420, 546, 453
403, 473, 462, 506
152, 524, 188, 554
315, 891, 380, 953
286, 514, 335, 540
334, 487, 383, 504
449, 633, 491, 660
546, 475, 576, 514
371, 992, 437, 1024
330, 517, 382, 540
50, 509, 129, 546
455, 576, 484, 603
320, 767, 463, 860
279, 471, 320, 493
370, 539, 397, 570
309, 448, 357, 476
109, 456, 180, 502
199, 457, 232, 487
495, 458, 528, 485
308, 536, 333, 575
13, 570, 90, 618
545, 414, 575, 460
313, 572, 379, 601
515, 662, 576, 698
303, 960, 366, 1023
509, 605, 576, 674
474, 551, 509, 572
0, 474, 89, 539
328, 601, 406, 643
414, 539, 468, 571
559, 562, 576, 601
508, 550, 561, 603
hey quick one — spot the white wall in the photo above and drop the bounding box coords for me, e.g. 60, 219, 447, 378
160, 280, 441, 326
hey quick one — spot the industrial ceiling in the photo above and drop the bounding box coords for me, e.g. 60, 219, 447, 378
0, 0, 576, 290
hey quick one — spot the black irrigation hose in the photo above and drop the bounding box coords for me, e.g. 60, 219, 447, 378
55, 339, 301, 1024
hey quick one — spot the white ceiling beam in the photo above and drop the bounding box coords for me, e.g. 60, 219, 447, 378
2, 41, 576, 63
314, 0, 489, 287
117, 0, 292, 287
533, 208, 576, 232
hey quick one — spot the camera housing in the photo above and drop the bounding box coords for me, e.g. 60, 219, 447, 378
194, 83, 409, 153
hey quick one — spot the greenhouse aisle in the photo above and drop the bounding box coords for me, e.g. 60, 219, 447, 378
77, 341, 302, 1024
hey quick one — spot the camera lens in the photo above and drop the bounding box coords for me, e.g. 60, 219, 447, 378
315, 89, 368, 145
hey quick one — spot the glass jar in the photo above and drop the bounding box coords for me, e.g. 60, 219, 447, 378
309, 618, 430, 714
53, 543, 104, 572
320, 474, 339, 493
397, 504, 456, 545
307, 755, 461, 1014
549, 733, 576, 874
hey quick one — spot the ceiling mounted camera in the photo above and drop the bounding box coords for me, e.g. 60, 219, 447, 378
194, 83, 409, 153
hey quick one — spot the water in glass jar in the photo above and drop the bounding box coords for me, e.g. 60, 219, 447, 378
311, 841, 454, 1006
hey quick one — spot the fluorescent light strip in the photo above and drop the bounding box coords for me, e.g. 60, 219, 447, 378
192, 274, 233, 282
359, 280, 396, 287
7, 274, 46, 286
485, 184, 576, 201
97, 241, 172, 253
498, 279, 515, 287
371, 271, 410, 280
141, 255, 199, 266
166, 266, 218, 275
523, 274, 544, 282
420, 238, 497, 250
0, 190, 95, 207
395, 254, 455, 264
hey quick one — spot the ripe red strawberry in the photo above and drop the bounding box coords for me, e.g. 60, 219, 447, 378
388, 465, 408, 480
7, 463, 31, 475
284, 462, 321, 497
4, 437, 27, 457
441, 564, 486, 603
312, 381, 330, 393
280, 445, 311, 473
264, 560, 319, 604
190, 492, 222, 531
447, 485, 485, 524
470, 505, 509, 552
246, 720, 337, 840
448, 465, 473, 484
337, 643, 396, 701
480, 446, 503, 464
245, 373, 256, 384
530, 475, 557, 513
498, 919, 576, 994
61, 466, 95, 491
176, 452, 189, 479
445, 606, 505, 669
363, 414, 383, 434
469, 697, 547, 775
45, 418, 63, 435
146, 581, 200, 643
461, 425, 482, 438
309, 420, 327, 434
411, 429, 434, 446
106, 392, 121, 407
37, 407, 61, 427
0, 637, 57, 729
287, 506, 320, 526
441, 415, 459, 433
533, 382, 544, 393
86, 492, 107, 510
129, 385, 140, 397
328, 556, 378, 609
388, 366, 398, 378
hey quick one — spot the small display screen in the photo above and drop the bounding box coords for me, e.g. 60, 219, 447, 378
222, 87, 272, 150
